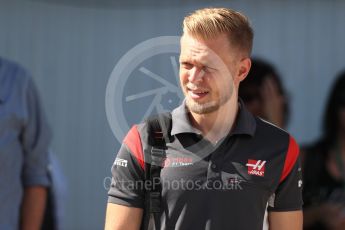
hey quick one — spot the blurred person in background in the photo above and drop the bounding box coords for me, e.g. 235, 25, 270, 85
0, 57, 51, 230
302, 70, 345, 230
239, 58, 289, 129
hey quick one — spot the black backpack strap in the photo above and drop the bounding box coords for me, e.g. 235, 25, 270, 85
141, 112, 172, 230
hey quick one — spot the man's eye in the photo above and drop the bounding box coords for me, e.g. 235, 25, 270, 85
203, 66, 214, 73
202, 66, 209, 72
181, 62, 193, 69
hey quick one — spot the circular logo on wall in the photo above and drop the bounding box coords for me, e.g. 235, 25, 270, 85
105, 36, 183, 143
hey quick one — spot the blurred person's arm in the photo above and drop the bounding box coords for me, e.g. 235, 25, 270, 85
21, 186, 47, 230
268, 210, 302, 230
105, 203, 143, 230
20, 75, 52, 229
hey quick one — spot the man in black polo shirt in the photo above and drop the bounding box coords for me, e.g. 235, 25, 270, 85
105, 7, 303, 230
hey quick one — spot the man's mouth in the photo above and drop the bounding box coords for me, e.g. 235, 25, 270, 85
188, 89, 209, 99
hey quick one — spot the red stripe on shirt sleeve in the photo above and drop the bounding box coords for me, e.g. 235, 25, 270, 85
280, 135, 300, 183
123, 125, 145, 170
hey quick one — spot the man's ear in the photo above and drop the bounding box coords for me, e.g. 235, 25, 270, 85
237, 57, 251, 83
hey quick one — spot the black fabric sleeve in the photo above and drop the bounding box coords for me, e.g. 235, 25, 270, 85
107, 143, 145, 208
268, 158, 303, 212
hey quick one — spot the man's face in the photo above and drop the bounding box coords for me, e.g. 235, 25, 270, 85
179, 33, 239, 114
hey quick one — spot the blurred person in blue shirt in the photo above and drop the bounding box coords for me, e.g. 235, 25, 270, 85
0, 57, 51, 229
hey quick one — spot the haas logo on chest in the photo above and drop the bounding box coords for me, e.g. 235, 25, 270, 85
246, 159, 266, 177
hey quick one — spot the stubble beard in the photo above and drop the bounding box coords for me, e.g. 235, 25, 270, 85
185, 87, 233, 115
186, 99, 219, 114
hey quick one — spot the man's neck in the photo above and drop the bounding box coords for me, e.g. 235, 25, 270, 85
188, 97, 239, 143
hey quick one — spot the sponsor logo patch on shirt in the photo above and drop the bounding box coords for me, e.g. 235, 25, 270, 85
114, 158, 128, 167
164, 157, 193, 167
246, 159, 266, 177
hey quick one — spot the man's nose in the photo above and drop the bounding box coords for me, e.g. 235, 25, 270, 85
188, 67, 205, 83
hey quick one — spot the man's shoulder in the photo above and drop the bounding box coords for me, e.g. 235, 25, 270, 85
251, 117, 293, 151
255, 117, 289, 137
137, 112, 172, 132
251, 117, 300, 185
126, 112, 172, 144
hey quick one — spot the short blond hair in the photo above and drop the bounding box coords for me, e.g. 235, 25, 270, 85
183, 8, 253, 57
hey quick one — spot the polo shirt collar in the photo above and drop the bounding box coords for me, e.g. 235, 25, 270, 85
171, 100, 202, 135
231, 98, 256, 136
170, 98, 256, 137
